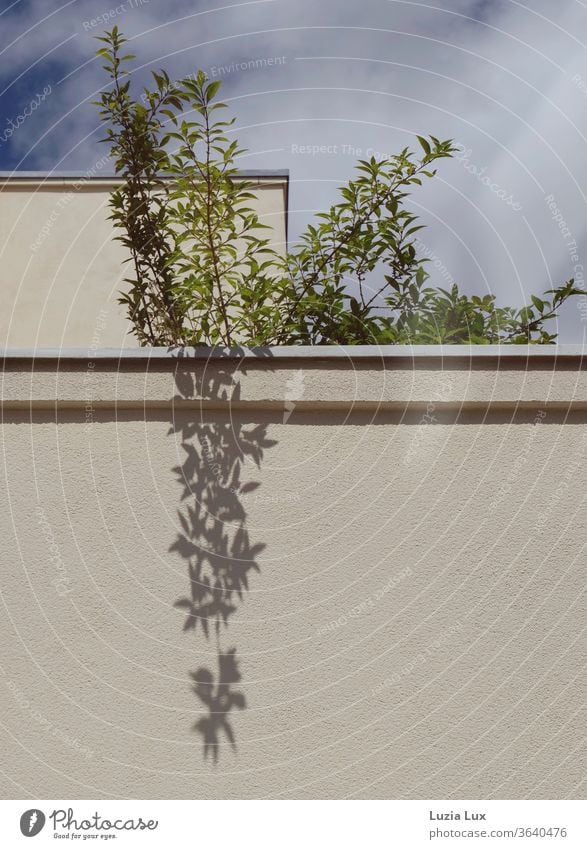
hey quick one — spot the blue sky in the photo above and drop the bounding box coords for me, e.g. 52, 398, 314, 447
1, 0, 587, 339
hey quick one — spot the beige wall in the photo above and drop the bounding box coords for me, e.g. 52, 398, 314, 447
0, 347, 585, 799
0, 175, 288, 348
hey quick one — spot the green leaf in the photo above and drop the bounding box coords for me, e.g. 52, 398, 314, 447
416, 135, 431, 156
205, 80, 222, 102
531, 294, 545, 312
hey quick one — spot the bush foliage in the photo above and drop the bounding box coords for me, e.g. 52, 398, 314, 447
95, 28, 581, 346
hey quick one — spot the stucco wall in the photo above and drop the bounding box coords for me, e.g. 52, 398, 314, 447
0, 346, 585, 799
0, 174, 288, 349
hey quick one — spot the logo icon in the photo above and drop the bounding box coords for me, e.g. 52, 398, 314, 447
20, 809, 45, 837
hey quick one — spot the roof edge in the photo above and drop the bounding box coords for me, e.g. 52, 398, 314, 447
0, 170, 289, 180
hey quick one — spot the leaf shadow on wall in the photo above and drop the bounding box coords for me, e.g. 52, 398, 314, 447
169, 355, 277, 762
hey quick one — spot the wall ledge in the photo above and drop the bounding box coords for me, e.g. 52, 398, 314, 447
1, 345, 586, 410
1, 344, 586, 365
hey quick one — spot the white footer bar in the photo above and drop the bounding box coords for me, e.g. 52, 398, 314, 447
2, 799, 585, 848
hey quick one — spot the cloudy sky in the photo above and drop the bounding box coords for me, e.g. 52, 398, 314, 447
1, 0, 587, 340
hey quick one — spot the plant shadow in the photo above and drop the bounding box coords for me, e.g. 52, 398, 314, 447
168, 351, 276, 761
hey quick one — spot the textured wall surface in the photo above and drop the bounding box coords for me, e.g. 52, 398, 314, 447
0, 175, 287, 348
0, 348, 585, 799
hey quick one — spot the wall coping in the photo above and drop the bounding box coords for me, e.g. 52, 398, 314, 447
0, 172, 289, 190
0, 345, 586, 365
2, 346, 586, 410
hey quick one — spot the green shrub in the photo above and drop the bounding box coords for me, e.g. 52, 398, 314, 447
95, 28, 581, 346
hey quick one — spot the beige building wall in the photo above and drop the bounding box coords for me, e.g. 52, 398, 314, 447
0, 347, 585, 799
0, 173, 288, 348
